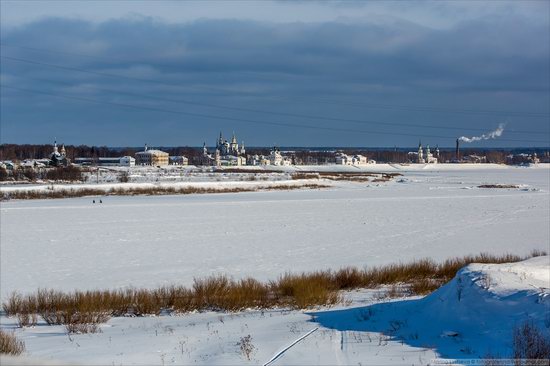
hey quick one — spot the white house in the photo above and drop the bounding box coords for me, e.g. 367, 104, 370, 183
216, 153, 246, 166
248, 154, 271, 166
135, 145, 169, 166
119, 156, 136, 167
0, 161, 15, 170
169, 156, 188, 166
335, 153, 373, 166
269, 147, 291, 166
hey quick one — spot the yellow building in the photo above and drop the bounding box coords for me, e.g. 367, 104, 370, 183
135, 145, 169, 166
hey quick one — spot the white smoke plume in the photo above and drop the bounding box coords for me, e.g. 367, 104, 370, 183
458, 123, 505, 143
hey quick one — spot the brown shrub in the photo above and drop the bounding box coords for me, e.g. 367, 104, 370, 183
478, 184, 520, 189
2, 250, 543, 326
291, 173, 320, 180
273, 271, 338, 309
2, 292, 23, 316
45, 166, 83, 182
409, 278, 442, 295
0, 330, 25, 355
64, 311, 110, 334
2, 183, 329, 201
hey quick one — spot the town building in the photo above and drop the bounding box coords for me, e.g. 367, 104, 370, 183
135, 145, 169, 166
269, 147, 291, 166
409, 142, 438, 164
216, 132, 246, 156
75, 156, 136, 167
170, 156, 189, 166
248, 154, 271, 166
201, 132, 247, 166
462, 154, 487, 164
0, 161, 15, 170
49, 140, 69, 167
506, 153, 540, 165
335, 153, 374, 166
120, 156, 136, 167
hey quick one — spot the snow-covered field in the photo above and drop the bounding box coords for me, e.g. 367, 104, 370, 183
1, 165, 549, 365
1, 257, 548, 365
1, 166, 548, 298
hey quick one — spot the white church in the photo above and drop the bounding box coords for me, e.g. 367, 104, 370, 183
201, 132, 247, 166
409, 141, 439, 164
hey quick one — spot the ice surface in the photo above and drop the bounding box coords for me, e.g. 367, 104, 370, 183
1, 167, 548, 299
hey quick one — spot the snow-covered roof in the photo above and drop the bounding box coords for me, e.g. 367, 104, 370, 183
136, 149, 168, 155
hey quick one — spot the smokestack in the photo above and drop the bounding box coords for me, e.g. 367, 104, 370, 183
456, 138, 460, 161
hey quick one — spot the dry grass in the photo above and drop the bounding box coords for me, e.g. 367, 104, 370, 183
2, 251, 545, 331
1, 183, 328, 201
291, 171, 401, 183
213, 168, 280, 174
0, 330, 25, 355
291, 172, 320, 180
478, 184, 520, 189
273, 271, 339, 308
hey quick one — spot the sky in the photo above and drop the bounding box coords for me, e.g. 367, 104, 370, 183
1, 0, 549, 147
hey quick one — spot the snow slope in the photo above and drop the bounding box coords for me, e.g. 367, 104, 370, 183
313, 256, 550, 360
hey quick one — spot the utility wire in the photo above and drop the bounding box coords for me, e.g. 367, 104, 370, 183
18, 74, 545, 135
2, 53, 548, 119
3, 85, 549, 144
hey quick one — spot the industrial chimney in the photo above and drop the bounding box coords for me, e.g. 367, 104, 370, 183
455, 138, 460, 161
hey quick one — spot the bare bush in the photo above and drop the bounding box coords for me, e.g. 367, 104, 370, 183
45, 166, 83, 181
64, 311, 109, 334
118, 171, 130, 183
0, 330, 25, 355
2, 292, 23, 316
513, 321, 550, 363
237, 335, 255, 361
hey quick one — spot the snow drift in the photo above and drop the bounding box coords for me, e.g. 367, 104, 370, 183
312, 256, 550, 359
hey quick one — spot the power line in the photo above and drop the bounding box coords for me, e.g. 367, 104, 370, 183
0, 42, 127, 63
3, 85, 549, 145
2, 53, 548, 119
19, 74, 546, 136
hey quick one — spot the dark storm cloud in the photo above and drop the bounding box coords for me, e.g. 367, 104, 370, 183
1, 13, 548, 146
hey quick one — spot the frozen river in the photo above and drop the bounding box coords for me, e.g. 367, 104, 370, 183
1, 167, 548, 299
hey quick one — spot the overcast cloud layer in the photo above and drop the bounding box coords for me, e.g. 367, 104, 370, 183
1, 0, 548, 147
